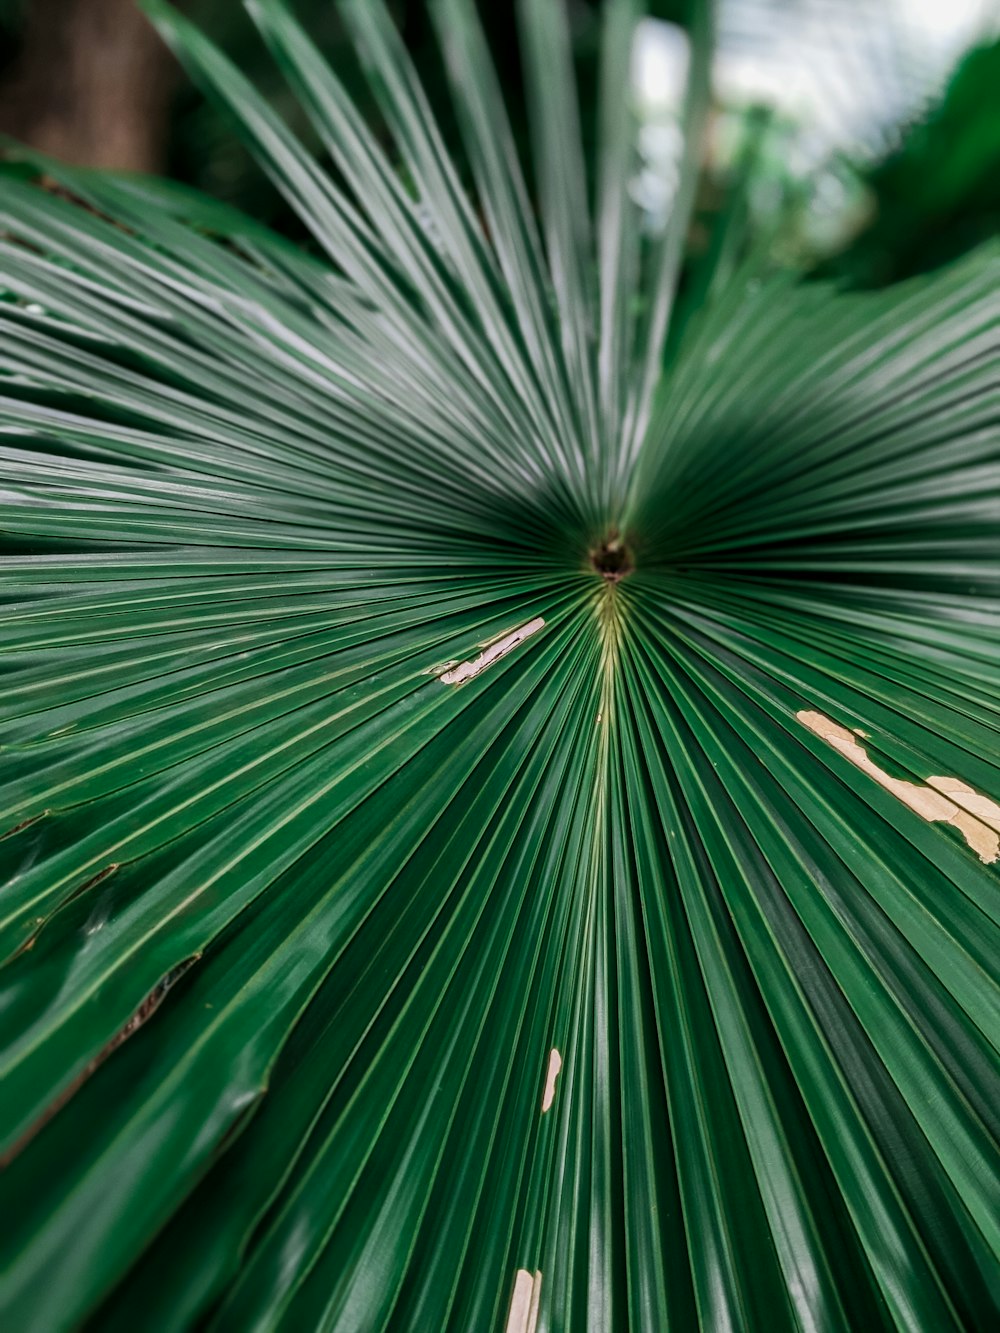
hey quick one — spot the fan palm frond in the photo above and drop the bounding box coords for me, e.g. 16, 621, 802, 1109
0, 1, 998, 1329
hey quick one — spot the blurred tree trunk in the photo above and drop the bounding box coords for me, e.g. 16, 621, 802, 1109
0, 0, 176, 173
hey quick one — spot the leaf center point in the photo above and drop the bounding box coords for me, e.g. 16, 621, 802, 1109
590, 532, 632, 582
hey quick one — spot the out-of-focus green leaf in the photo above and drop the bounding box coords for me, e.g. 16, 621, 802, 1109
0, 1, 997, 1330
823, 38, 1000, 284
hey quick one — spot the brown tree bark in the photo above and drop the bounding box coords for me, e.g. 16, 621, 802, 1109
0, 0, 176, 173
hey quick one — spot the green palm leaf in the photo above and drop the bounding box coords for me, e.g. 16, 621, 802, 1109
1, 0, 998, 1328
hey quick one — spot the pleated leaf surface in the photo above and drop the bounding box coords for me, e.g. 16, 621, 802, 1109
0, 1, 998, 1329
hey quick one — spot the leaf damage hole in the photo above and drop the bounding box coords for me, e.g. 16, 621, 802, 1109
0, 953, 201, 1168
541, 1048, 562, 1113
505, 1268, 542, 1333
10, 862, 121, 962
439, 617, 545, 685
1, 811, 50, 841
797, 710, 1000, 863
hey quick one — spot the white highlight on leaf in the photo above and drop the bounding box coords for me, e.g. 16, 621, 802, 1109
505, 1269, 542, 1333
797, 710, 1000, 864
439, 618, 545, 685
541, 1048, 562, 1113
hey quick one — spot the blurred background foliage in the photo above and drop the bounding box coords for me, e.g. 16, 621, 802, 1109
0, 0, 997, 286
819, 36, 1000, 285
